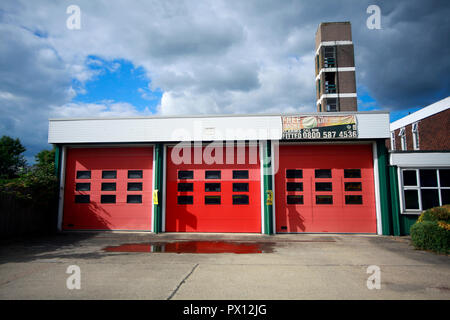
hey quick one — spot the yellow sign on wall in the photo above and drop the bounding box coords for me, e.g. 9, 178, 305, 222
153, 190, 159, 205
266, 190, 273, 206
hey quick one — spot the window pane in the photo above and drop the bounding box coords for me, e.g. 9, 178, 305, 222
233, 183, 249, 192
439, 169, 450, 187
287, 195, 303, 204
177, 183, 193, 192
441, 189, 450, 205
205, 183, 221, 192
128, 170, 143, 179
344, 182, 362, 191
419, 169, 437, 187
233, 195, 249, 205
178, 195, 193, 205
286, 182, 303, 191
404, 190, 419, 209
127, 195, 142, 203
102, 170, 116, 179
178, 170, 193, 179
101, 195, 116, 204
286, 169, 302, 178
315, 182, 332, 191
75, 195, 90, 203
205, 196, 221, 205
128, 182, 143, 191
205, 170, 221, 179
233, 170, 249, 179
315, 169, 332, 178
344, 169, 361, 178
101, 183, 116, 191
76, 170, 91, 179
345, 195, 363, 205
403, 170, 417, 186
316, 195, 333, 204
421, 189, 439, 210
75, 183, 90, 191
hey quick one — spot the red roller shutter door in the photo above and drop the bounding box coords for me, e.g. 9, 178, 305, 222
275, 144, 376, 233
63, 147, 153, 231
166, 145, 261, 232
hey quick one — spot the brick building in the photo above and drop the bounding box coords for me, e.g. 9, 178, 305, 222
388, 97, 450, 234
315, 22, 357, 112
389, 97, 450, 151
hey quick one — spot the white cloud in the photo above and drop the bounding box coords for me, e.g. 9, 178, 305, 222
51, 101, 152, 118
0, 0, 449, 160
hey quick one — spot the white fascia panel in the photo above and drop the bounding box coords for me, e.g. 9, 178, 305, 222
390, 152, 450, 167
356, 113, 390, 139
48, 116, 283, 144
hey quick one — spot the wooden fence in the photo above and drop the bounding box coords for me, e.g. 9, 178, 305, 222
0, 193, 57, 238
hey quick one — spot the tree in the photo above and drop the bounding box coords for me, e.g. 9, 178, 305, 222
0, 136, 27, 179
35, 148, 55, 170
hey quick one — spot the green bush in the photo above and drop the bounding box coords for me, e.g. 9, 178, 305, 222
418, 205, 450, 223
410, 205, 450, 254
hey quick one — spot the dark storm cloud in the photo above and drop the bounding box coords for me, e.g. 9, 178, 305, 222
0, 0, 449, 159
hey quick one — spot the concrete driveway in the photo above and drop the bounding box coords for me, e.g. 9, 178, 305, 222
0, 232, 449, 300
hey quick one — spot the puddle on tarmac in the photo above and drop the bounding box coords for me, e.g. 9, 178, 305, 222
103, 241, 275, 254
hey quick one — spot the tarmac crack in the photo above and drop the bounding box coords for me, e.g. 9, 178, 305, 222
167, 263, 199, 300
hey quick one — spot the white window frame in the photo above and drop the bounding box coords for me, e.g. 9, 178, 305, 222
412, 122, 419, 150
399, 128, 406, 151
390, 132, 395, 151
399, 168, 450, 214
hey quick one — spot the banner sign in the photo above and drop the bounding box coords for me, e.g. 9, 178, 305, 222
282, 115, 358, 139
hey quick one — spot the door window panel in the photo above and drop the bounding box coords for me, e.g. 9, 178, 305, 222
178, 195, 193, 205
344, 169, 361, 178
315, 182, 332, 191
128, 170, 143, 179
287, 195, 303, 204
101, 195, 116, 204
101, 183, 116, 191
344, 182, 362, 191
286, 182, 303, 191
233, 183, 249, 192
75, 183, 90, 191
205, 196, 221, 205
286, 169, 303, 178
75, 195, 90, 203
205, 183, 221, 192
316, 195, 333, 204
345, 195, 363, 205
127, 195, 142, 203
128, 182, 143, 191
76, 171, 91, 179
315, 169, 332, 178
205, 170, 221, 179
102, 170, 117, 179
178, 170, 193, 179
233, 195, 249, 205
177, 183, 193, 192
233, 170, 249, 179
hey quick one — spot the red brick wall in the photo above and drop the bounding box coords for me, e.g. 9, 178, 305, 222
419, 108, 450, 150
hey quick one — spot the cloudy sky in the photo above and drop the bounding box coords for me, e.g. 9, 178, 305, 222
0, 0, 449, 162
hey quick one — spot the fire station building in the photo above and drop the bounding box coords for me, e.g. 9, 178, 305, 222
48, 111, 393, 235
